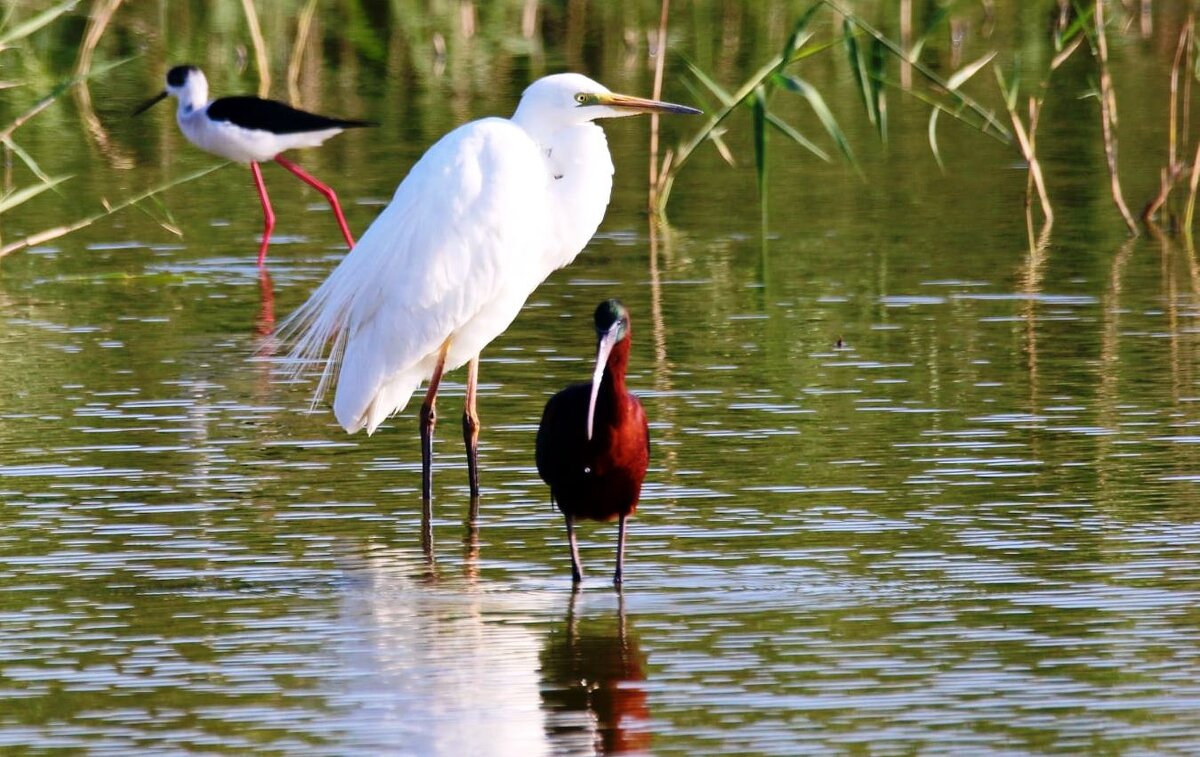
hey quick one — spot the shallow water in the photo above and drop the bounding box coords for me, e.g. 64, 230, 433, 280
3, 2, 1200, 754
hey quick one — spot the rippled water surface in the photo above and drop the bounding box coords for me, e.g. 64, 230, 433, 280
4, 2, 1200, 754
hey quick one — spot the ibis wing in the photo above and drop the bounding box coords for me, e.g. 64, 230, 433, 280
279, 118, 551, 432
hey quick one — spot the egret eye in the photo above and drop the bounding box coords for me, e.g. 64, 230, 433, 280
574, 93, 588, 104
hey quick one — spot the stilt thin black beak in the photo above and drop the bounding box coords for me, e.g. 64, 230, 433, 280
133, 90, 168, 116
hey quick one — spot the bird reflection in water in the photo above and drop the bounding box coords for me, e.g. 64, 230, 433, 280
257, 268, 276, 337
539, 591, 650, 754
415, 495, 481, 583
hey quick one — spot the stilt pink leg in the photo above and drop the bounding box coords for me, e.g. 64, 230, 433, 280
274, 155, 356, 250
250, 161, 275, 267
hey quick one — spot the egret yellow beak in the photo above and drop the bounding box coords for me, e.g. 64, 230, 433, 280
133, 90, 168, 116
592, 92, 701, 116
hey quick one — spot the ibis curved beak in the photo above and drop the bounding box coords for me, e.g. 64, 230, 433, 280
594, 92, 701, 116
133, 90, 168, 116
586, 323, 623, 440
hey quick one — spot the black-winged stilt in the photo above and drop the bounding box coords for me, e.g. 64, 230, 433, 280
135, 65, 375, 266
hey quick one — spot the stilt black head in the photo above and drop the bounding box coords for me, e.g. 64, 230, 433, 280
134, 64, 204, 116
166, 65, 200, 89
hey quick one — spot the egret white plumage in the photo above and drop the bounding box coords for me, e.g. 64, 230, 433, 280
279, 73, 698, 499
135, 65, 375, 266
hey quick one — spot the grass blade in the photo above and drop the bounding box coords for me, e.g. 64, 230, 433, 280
0, 56, 134, 141
765, 115, 830, 163
870, 37, 888, 143
0, 175, 72, 214
929, 51, 996, 169
753, 86, 768, 234
777, 73, 855, 165
0, 0, 78, 48
1, 162, 228, 259
844, 21, 878, 128
783, 1, 823, 58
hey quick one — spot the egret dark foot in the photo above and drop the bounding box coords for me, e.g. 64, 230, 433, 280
420, 402, 436, 501
462, 357, 481, 497
419, 342, 450, 502
462, 410, 480, 497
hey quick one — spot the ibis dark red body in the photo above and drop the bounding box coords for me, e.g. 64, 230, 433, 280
536, 300, 649, 585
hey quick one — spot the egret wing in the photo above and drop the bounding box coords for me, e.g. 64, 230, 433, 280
279, 117, 550, 433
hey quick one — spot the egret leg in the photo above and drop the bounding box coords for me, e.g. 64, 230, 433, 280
274, 155, 356, 250
250, 161, 275, 267
614, 514, 627, 586
565, 514, 584, 584
462, 356, 481, 497
420, 342, 451, 501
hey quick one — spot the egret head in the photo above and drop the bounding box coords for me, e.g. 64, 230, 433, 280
513, 73, 700, 130
587, 299, 632, 440
134, 65, 208, 115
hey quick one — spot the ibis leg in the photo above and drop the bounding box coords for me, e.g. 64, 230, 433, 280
420, 342, 451, 502
274, 155, 357, 250
250, 161, 276, 267
614, 514, 627, 586
462, 356, 481, 497
565, 514, 584, 584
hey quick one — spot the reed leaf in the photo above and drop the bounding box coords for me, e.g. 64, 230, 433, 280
0, 162, 228, 259
2, 135, 59, 191
0, 0, 78, 49
766, 116, 830, 164
753, 85, 768, 233
844, 20, 878, 129
783, 2, 823, 58
776, 73, 855, 165
0, 175, 71, 215
825, 0, 1009, 141
870, 37, 888, 143
0, 56, 134, 141
928, 51, 997, 169
689, 60, 831, 163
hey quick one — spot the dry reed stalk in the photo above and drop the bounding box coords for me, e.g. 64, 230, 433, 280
1143, 16, 1191, 222
240, 0, 271, 97
287, 0, 319, 107
1007, 100, 1053, 225
1094, 0, 1138, 234
648, 0, 670, 209
1184, 140, 1200, 234
73, 0, 132, 169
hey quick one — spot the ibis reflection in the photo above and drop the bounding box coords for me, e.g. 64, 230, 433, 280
539, 591, 650, 754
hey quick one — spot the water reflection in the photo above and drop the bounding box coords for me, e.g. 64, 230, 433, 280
334, 547, 552, 755
540, 591, 650, 754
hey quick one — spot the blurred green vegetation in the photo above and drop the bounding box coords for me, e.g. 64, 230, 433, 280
2, 0, 1200, 248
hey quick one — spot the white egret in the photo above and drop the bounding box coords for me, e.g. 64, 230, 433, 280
135, 65, 375, 266
279, 73, 699, 499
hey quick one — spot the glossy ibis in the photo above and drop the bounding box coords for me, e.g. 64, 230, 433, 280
536, 299, 650, 585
